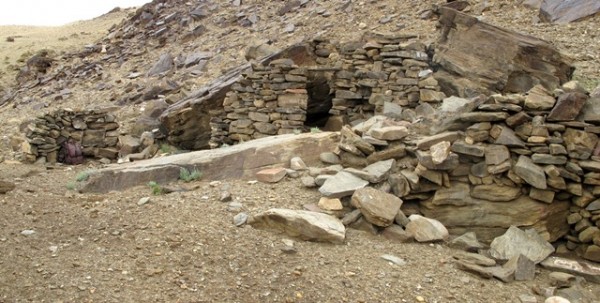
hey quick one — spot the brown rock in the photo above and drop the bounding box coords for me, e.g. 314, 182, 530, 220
351, 187, 403, 227
524, 85, 556, 111
434, 7, 573, 96
256, 167, 287, 183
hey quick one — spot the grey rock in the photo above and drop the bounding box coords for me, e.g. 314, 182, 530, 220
147, 53, 174, 77
381, 254, 407, 266
249, 208, 345, 243
319, 171, 369, 198
233, 212, 248, 227
361, 159, 395, 183
514, 155, 547, 189
453, 251, 496, 266
381, 224, 414, 243
319, 152, 340, 164
489, 226, 555, 264
137, 197, 151, 206
449, 232, 484, 252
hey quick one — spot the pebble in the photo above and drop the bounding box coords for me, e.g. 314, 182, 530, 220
220, 191, 232, 202
137, 197, 150, 206
21, 229, 35, 236
545, 297, 570, 303
209, 181, 221, 187
380, 254, 407, 266
233, 213, 248, 227
227, 201, 243, 212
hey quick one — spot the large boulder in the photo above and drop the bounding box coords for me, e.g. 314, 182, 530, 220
433, 7, 573, 97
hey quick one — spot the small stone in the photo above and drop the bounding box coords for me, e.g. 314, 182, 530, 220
318, 197, 343, 211
137, 197, 151, 206
290, 157, 307, 170
320, 152, 340, 164
544, 297, 571, 303
518, 294, 538, 303
301, 176, 316, 187
380, 254, 407, 266
20, 229, 35, 236
233, 212, 248, 227
220, 191, 233, 202
256, 167, 287, 183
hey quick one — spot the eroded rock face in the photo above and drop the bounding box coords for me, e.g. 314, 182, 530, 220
433, 7, 573, 96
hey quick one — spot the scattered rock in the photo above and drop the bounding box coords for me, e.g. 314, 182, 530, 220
319, 171, 369, 198
0, 180, 16, 194
318, 197, 343, 211
233, 212, 248, 227
137, 197, 150, 206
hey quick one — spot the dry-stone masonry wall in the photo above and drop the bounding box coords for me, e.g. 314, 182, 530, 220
22, 108, 120, 163
209, 59, 309, 148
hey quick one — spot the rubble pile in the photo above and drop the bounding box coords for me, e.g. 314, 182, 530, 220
303, 82, 600, 263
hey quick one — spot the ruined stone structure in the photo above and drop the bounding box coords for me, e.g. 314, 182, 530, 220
22, 108, 120, 163
207, 33, 446, 148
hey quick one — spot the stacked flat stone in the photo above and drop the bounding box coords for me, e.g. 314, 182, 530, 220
330, 33, 445, 123
314, 84, 600, 263
211, 58, 308, 146
22, 108, 120, 163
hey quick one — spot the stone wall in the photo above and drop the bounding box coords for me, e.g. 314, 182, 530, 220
209, 59, 309, 148
22, 108, 120, 163
318, 83, 600, 262
209, 33, 446, 148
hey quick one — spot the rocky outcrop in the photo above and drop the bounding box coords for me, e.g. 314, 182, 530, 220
433, 7, 574, 97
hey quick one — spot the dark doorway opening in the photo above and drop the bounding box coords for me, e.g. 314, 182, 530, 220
304, 71, 333, 128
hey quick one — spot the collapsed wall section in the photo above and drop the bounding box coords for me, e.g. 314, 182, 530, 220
22, 108, 120, 163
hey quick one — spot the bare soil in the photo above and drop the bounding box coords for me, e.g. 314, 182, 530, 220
1, 1, 600, 302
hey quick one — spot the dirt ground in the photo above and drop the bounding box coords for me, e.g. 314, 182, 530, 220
1, 161, 600, 303
1, 0, 600, 302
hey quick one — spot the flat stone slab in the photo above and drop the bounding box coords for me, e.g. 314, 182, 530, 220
540, 256, 600, 283
249, 208, 346, 244
319, 171, 369, 198
82, 132, 338, 193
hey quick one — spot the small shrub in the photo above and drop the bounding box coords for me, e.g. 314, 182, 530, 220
66, 181, 76, 191
147, 181, 163, 195
75, 170, 95, 182
293, 128, 302, 135
160, 144, 174, 154
310, 127, 322, 133
179, 167, 202, 182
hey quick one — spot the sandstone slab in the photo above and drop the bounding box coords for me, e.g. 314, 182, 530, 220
82, 133, 337, 193
319, 171, 369, 198
256, 167, 287, 183
249, 208, 345, 244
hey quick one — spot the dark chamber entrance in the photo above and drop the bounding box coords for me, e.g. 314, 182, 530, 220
304, 71, 333, 128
